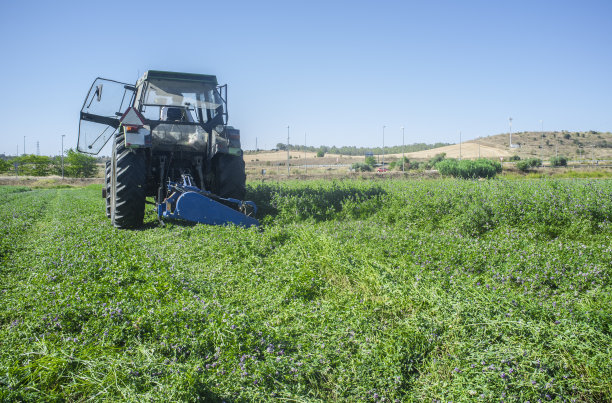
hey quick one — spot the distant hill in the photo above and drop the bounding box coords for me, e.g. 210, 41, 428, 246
470, 130, 611, 160
245, 131, 611, 163
382, 130, 611, 161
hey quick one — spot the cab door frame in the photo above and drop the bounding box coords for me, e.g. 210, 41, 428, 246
78, 77, 136, 154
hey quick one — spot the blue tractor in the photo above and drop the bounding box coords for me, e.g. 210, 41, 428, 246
78, 70, 258, 228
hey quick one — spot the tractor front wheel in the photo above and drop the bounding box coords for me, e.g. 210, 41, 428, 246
110, 132, 146, 228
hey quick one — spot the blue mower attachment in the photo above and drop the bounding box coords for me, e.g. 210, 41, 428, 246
157, 175, 259, 228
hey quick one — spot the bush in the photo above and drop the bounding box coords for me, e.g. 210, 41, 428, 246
351, 162, 372, 172
0, 159, 11, 174
429, 153, 446, 166
508, 155, 521, 161
436, 158, 501, 179
516, 158, 542, 172
364, 156, 376, 166
10, 155, 54, 176
395, 157, 410, 171
316, 150, 325, 158
550, 156, 568, 167
516, 161, 530, 172
19, 155, 53, 176
64, 149, 98, 178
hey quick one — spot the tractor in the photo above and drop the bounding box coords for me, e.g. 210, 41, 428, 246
78, 70, 258, 228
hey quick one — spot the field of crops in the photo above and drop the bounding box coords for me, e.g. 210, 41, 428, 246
1, 179, 611, 401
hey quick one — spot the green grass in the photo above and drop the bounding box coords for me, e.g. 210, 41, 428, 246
0, 179, 611, 401
503, 169, 612, 179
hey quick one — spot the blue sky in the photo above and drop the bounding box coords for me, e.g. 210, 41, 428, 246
1, 0, 610, 156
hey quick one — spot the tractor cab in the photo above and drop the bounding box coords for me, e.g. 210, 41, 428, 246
78, 70, 229, 155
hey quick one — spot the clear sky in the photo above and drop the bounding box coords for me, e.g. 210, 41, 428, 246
1, 0, 610, 156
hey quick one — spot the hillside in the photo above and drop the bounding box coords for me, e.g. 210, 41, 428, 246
471, 130, 611, 160
246, 131, 611, 164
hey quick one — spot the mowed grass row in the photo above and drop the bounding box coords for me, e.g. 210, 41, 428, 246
0, 179, 611, 401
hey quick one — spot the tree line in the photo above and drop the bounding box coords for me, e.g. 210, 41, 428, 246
0, 149, 98, 178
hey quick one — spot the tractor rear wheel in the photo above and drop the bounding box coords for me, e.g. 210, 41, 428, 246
105, 160, 111, 218
214, 153, 246, 200
110, 132, 146, 228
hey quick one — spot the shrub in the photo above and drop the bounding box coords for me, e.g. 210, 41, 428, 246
437, 158, 501, 179
0, 159, 11, 174
64, 149, 98, 178
316, 150, 325, 158
516, 161, 530, 172
550, 156, 568, 167
516, 158, 542, 172
11, 155, 53, 176
436, 159, 458, 176
395, 157, 410, 170
429, 153, 446, 166
508, 155, 521, 161
364, 156, 376, 166
351, 162, 372, 172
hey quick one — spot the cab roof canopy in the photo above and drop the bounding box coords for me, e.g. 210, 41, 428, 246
141, 70, 219, 86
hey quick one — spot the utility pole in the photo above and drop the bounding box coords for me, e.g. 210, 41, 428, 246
382, 125, 386, 167
286, 126, 290, 175
401, 126, 405, 171
36, 141, 40, 156
540, 120, 544, 160
23, 136, 26, 156
508, 117, 513, 148
459, 131, 462, 160
304, 132, 307, 175
61, 135, 66, 179
255, 137, 258, 151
